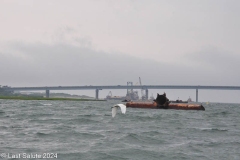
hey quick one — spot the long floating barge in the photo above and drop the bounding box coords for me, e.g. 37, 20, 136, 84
126, 102, 205, 110
125, 93, 205, 111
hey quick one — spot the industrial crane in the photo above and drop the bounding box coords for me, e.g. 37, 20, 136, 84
108, 91, 112, 97
139, 77, 146, 100
106, 91, 112, 99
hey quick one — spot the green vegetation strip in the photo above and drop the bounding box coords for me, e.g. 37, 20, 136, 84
0, 96, 105, 101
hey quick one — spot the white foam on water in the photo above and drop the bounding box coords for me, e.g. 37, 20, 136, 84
41, 103, 52, 106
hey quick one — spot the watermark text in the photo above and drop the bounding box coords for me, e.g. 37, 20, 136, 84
1, 153, 57, 159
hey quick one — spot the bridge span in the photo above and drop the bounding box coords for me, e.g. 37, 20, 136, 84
4, 85, 240, 102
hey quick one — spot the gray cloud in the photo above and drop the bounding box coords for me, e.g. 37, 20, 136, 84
1, 41, 239, 86
184, 46, 240, 77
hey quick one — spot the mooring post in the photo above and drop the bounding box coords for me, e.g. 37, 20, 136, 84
145, 89, 148, 100
95, 89, 99, 99
196, 89, 198, 102
46, 90, 50, 98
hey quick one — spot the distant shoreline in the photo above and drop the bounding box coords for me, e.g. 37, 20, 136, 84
0, 96, 105, 101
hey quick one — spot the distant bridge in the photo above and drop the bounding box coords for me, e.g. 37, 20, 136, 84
3, 85, 240, 102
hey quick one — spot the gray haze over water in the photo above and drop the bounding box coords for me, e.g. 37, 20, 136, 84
0, 0, 240, 103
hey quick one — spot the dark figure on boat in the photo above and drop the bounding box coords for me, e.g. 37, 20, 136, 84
154, 92, 170, 109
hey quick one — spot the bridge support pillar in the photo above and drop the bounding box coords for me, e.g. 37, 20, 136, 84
196, 89, 198, 102
95, 89, 99, 99
46, 90, 50, 98
145, 89, 148, 100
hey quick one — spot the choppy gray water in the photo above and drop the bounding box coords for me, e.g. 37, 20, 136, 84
0, 100, 240, 160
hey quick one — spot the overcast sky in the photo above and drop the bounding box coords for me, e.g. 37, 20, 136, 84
0, 0, 240, 102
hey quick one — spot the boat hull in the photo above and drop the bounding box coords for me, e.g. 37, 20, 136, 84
126, 102, 205, 111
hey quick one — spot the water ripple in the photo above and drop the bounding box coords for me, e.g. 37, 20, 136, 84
0, 100, 240, 160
